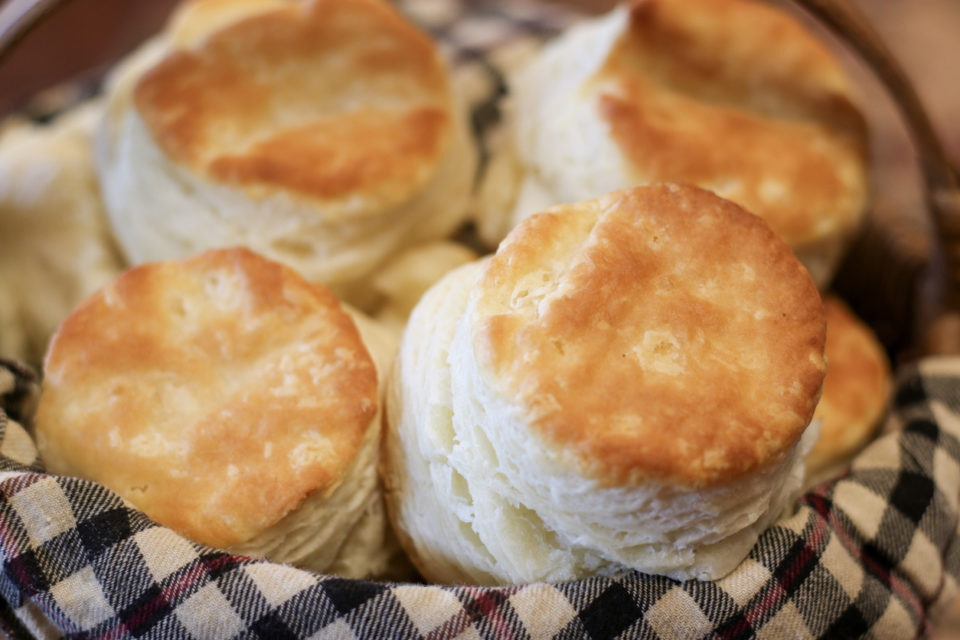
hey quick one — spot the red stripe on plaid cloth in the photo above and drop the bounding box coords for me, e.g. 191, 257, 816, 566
90, 553, 250, 640
0, 516, 85, 633
806, 493, 929, 631
0, 472, 46, 501
426, 586, 522, 640
0, 473, 66, 608
715, 508, 832, 640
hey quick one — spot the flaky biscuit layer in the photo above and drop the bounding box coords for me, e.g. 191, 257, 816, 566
385, 185, 825, 584
477, 0, 868, 288
37, 248, 379, 556
97, 0, 476, 295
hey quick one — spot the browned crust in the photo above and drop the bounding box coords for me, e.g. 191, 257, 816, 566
36, 248, 378, 548
133, 0, 450, 203
594, 0, 868, 246
808, 296, 891, 471
473, 185, 826, 488
379, 364, 434, 584
206, 107, 447, 199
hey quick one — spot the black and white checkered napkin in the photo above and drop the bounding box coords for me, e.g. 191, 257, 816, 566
2, 1, 960, 638
2, 355, 960, 639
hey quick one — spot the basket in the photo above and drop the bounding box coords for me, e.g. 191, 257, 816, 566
0, 1, 958, 638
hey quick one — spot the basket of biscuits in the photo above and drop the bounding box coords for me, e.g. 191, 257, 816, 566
0, 0, 958, 638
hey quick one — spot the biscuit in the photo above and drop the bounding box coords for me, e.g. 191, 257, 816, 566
475, 0, 868, 289
384, 185, 827, 584
370, 241, 479, 339
805, 296, 891, 486
36, 247, 398, 577
96, 0, 476, 303
0, 101, 123, 364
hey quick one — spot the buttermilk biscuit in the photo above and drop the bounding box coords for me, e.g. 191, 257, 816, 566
475, 0, 868, 289
370, 241, 479, 340
805, 296, 891, 487
0, 101, 123, 364
35, 248, 398, 578
96, 0, 476, 303
384, 184, 827, 585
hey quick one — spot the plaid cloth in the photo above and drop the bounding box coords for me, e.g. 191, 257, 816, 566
2, 356, 960, 639
3, 1, 960, 638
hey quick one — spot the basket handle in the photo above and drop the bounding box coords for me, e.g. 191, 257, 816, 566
1, 0, 957, 353
0, 0, 63, 59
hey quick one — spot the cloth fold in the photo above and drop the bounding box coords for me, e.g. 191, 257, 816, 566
0, 358, 958, 639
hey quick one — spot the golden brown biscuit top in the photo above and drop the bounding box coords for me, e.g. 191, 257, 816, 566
808, 296, 891, 472
471, 185, 826, 488
167, 0, 293, 47
593, 0, 868, 247
134, 0, 450, 210
36, 248, 378, 548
